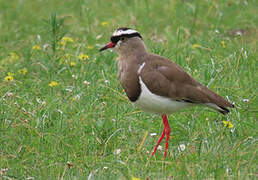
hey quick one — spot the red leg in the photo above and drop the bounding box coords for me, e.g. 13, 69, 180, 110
162, 114, 171, 158
151, 114, 171, 157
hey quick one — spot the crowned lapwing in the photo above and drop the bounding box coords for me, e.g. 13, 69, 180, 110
100, 27, 234, 158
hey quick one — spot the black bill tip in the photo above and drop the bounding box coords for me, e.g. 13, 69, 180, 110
99, 42, 116, 52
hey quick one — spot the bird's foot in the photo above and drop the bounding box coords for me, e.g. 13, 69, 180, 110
151, 128, 165, 156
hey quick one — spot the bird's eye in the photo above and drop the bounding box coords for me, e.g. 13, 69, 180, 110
120, 37, 126, 41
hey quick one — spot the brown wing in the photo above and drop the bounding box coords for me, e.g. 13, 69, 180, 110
140, 54, 234, 114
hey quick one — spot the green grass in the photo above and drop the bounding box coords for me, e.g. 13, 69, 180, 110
0, 0, 257, 179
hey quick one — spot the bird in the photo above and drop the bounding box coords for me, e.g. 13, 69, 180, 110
99, 27, 234, 158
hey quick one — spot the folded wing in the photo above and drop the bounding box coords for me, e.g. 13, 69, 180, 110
140, 54, 234, 114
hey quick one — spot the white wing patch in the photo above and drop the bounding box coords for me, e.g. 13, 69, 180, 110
135, 77, 192, 114
113, 29, 138, 36
138, 62, 146, 74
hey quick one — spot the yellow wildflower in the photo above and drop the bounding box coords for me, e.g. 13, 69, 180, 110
9, 52, 19, 60
72, 95, 80, 102
222, 120, 234, 129
58, 41, 66, 46
18, 68, 28, 75
49, 81, 58, 87
78, 53, 89, 60
221, 41, 226, 48
32, 45, 41, 50
62, 37, 74, 43
58, 37, 73, 47
59, 54, 70, 64
63, 53, 70, 60
1, 58, 9, 65
70, 61, 76, 67
72, 97, 78, 102
101, 21, 109, 26
131, 177, 141, 180
87, 45, 94, 50
4, 75, 14, 82
8, 72, 15, 76
192, 44, 201, 48
57, 47, 65, 51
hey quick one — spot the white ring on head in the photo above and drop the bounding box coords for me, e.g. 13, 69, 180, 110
113, 29, 138, 36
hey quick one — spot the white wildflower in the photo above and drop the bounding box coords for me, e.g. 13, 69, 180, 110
178, 144, 186, 152
0, 168, 8, 175
157, 145, 162, 151
83, 80, 90, 86
96, 35, 102, 39
43, 43, 50, 51
7, 92, 13, 97
114, 149, 121, 155
57, 110, 63, 114
37, 34, 41, 41
150, 133, 157, 137
242, 98, 249, 103
26, 176, 34, 180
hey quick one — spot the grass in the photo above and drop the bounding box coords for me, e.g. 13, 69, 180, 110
0, 0, 257, 179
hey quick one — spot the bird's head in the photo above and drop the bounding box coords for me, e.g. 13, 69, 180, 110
100, 27, 145, 54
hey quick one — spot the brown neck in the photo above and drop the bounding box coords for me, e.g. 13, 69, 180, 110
116, 37, 148, 59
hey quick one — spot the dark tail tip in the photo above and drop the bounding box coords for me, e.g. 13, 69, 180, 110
218, 106, 230, 115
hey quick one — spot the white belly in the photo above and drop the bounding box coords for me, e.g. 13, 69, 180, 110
134, 78, 193, 114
